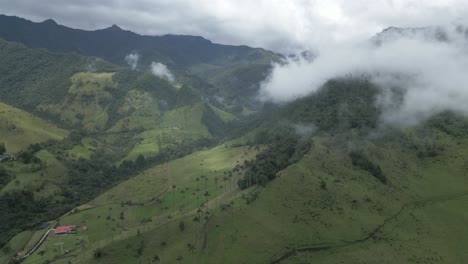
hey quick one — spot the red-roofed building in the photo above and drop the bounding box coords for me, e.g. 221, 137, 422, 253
54, 225, 76, 235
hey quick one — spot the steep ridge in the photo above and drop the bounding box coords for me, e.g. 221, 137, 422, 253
0, 15, 281, 105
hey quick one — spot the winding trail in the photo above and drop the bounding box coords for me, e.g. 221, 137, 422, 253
18, 228, 53, 263
269, 191, 468, 264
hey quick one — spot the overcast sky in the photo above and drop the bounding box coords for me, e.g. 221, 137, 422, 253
1, 0, 467, 52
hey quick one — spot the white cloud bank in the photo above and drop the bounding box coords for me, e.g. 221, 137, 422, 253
260, 25, 468, 126
150, 62, 174, 82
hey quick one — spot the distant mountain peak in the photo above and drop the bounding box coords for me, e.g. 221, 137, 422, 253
287, 50, 316, 62
382, 26, 397, 31
42, 18, 58, 26
107, 24, 123, 31
372, 25, 450, 45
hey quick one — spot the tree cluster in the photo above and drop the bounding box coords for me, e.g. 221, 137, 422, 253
238, 128, 310, 189
349, 151, 387, 184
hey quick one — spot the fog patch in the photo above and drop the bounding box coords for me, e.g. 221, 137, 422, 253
150, 62, 174, 82
85, 61, 97, 72
125, 52, 139, 70
159, 99, 169, 111
85, 58, 104, 72
260, 25, 468, 127
293, 123, 317, 138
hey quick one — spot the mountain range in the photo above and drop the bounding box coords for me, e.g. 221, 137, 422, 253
0, 15, 467, 264
0, 14, 281, 105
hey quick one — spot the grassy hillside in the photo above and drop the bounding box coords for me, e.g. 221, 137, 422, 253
2, 68, 466, 264
8, 144, 259, 264
0, 39, 235, 164
90, 128, 467, 264
0, 149, 66, 198
0, 102, 68, 152
0, 47, 239, 251
0, 18, 284, 264
37, 70, 173, 133
118, 102, 237, 162
8, 123, 467, 264
0, 37, 228, 135
283, 196, 468, 264
0, 35, 237, 162
38, 72, 117, 132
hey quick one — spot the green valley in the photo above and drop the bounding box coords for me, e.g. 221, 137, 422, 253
0, 12, 467, 264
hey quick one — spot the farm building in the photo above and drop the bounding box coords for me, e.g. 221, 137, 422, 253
54, 225, 76, 235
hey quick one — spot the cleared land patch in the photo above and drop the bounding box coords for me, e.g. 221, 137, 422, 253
0, 102, 68, 152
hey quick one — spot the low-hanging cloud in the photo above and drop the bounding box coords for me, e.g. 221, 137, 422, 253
293, 123, 317, 138
150, 62, 174, 82
125, 52, 139, 70
260, 25, 468, 126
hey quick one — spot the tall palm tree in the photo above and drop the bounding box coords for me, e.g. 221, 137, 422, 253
152, 254, 160, 263
187, 243, 195, 252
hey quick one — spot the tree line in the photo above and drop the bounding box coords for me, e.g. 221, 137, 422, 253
238, 127, 311, 189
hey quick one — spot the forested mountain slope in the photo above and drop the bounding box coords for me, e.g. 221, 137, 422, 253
0, 38, 241, 249
0, 15, 281, 104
